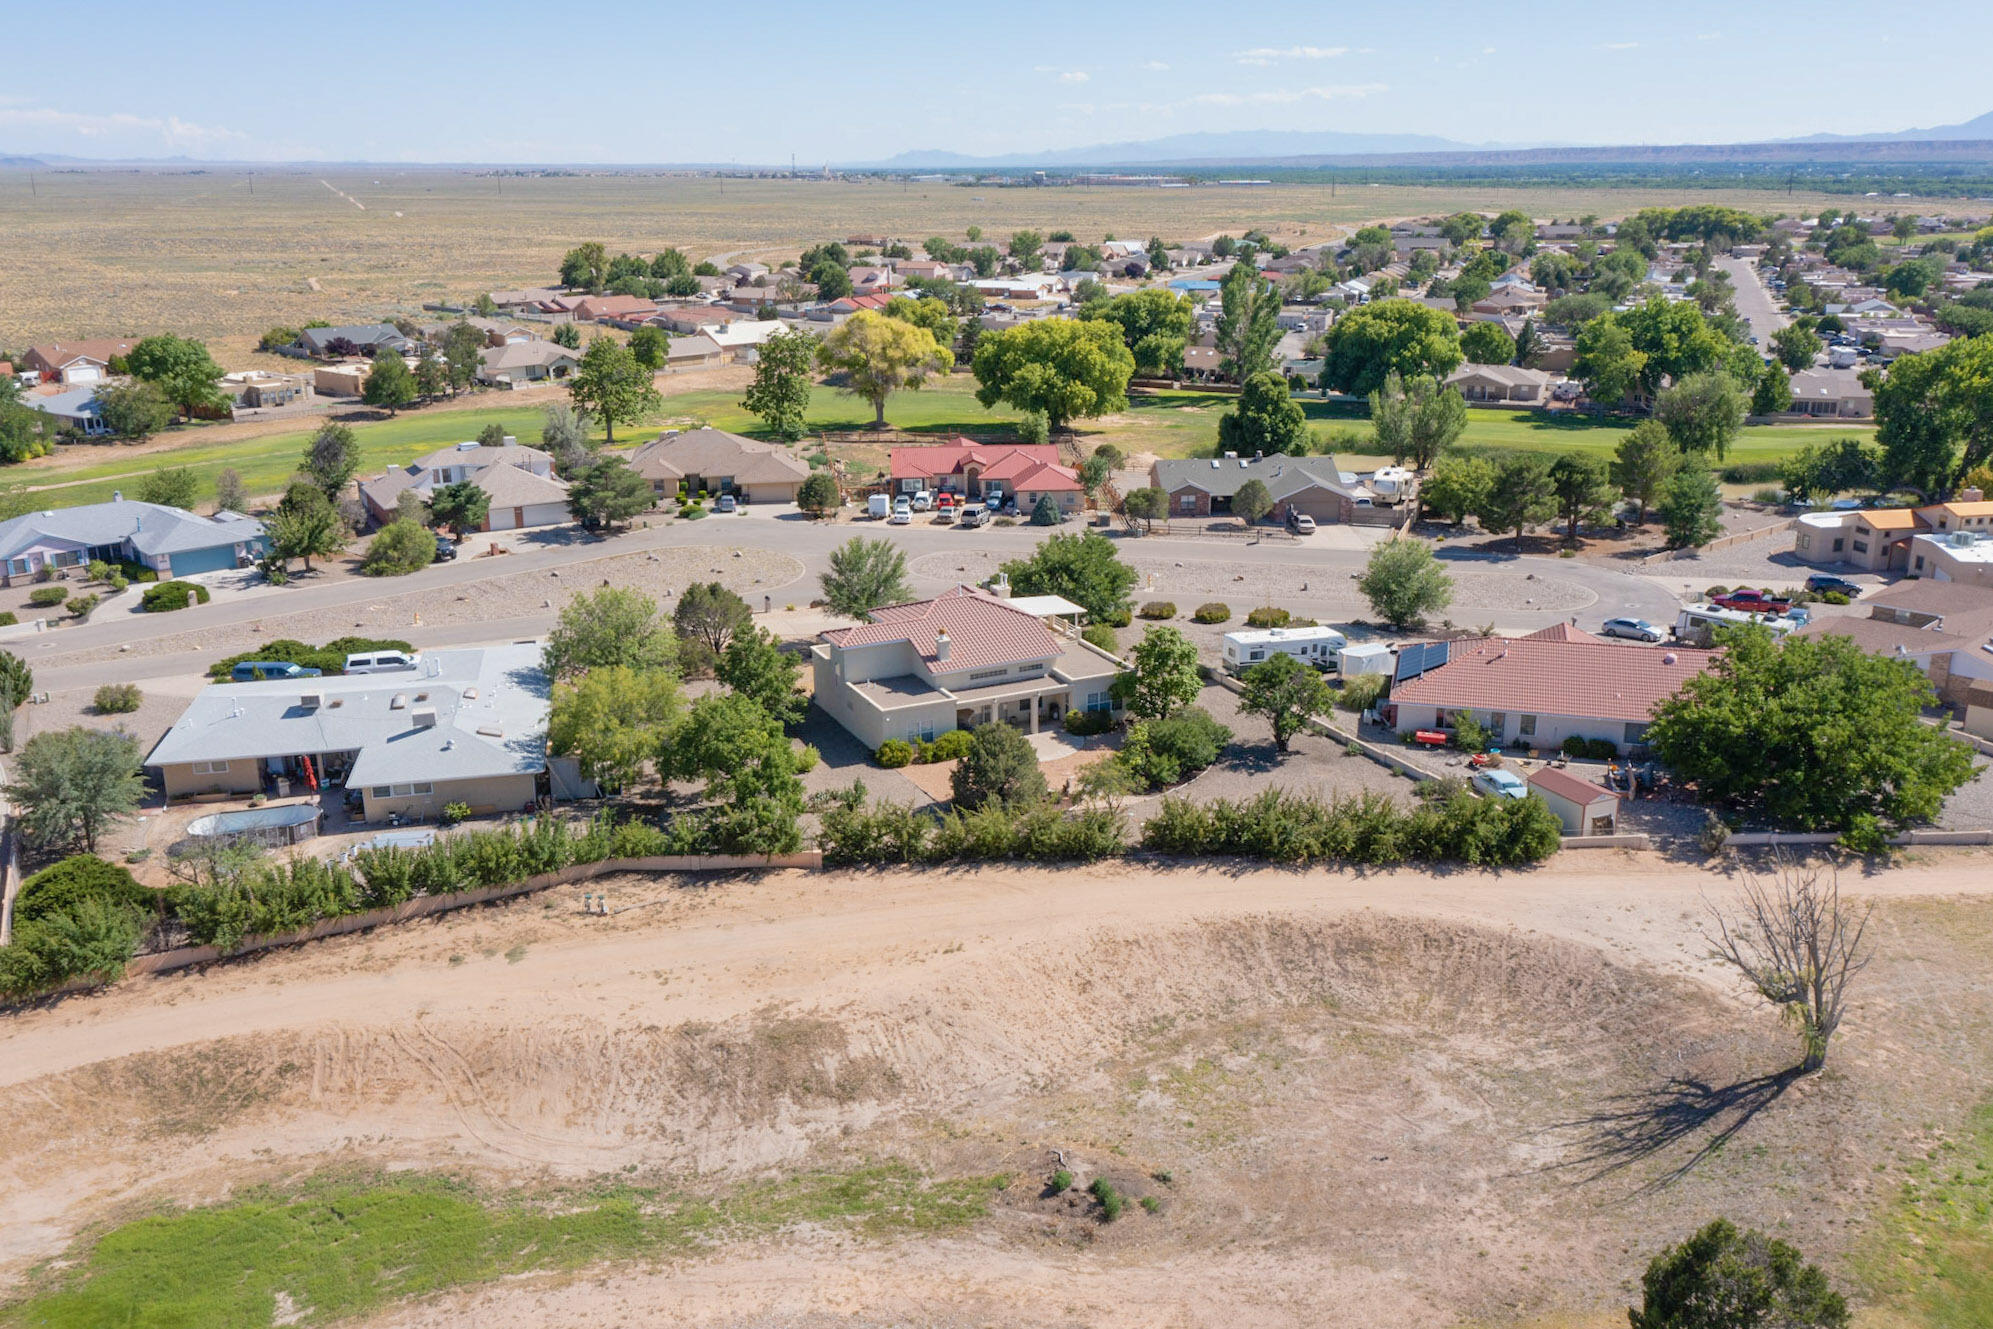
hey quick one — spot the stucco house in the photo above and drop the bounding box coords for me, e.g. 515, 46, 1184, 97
295, 325, 412, 359
1780, 367, 1874, 419
626, 426, 812, 504
20, 338, 139, 385
475, 340, 580, 387
1149, 454, 1362, 525
145, 643, 551, 823
1793, 492, 1993, 572
811, 586, 1124, 750
22, 387, 111, 436
1443, 363, 1557, 404
359, 441, 571, 532
0, 496, 267, 585
890, 441, 1082, 513
1796, 579, 1993, 705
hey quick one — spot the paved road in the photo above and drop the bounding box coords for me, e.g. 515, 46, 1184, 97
1716, 255, 1787, 349
32, 510, 1687, 688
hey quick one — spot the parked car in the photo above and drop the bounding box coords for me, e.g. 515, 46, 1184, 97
1712, 589, 1792, 615
958, 506, 990, 529
890, 497, 913, 525
936, 492, 955, 512
433, 536, 457, 562
1287, 512, 1317, 535
984, 492, 1004, 511
1601, 617, 1664, 643
715, 494, 738, 514
1470, 769, 1528, 800
231, 661, 323, 683
909, 490, 933, 512
1805, 574, 1861, 597
344, 650, 420, 674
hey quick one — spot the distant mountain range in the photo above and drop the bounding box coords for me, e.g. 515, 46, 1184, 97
861, 130, 1511, 169
1782, 109, 1993, 144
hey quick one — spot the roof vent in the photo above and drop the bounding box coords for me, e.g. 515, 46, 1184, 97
1662, 653, 1677, 665
457, 440, 478, 451
1209, 458, 1220, 469
462, 686, 479, 699
411, 707, 439, 729
299, 691, 323, 709
476, 723, 503, 738
389, 693, 407, 709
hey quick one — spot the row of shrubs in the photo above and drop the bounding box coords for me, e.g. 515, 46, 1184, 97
140, 580, 211, 613
24, 586, 101, 619
1561, 735, 1621, 760
207, 636, 416, 680
815, 793, 1128, 865
874, 729, 974, 768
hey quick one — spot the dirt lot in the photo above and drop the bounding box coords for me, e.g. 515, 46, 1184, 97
3, 853, 1991, 1327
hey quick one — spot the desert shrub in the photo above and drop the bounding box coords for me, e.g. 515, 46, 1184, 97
1702, 585, 1730, 598
1141, 787, 1560, 866
1696, 811, 1731, 855
1139, 601, 1177, 619
1100, 607, 1133, 628
106, 574, 128, 592
926, 728, 973, 762
1820, 590, 1850, 605
1244, 606, 1291, 629
813, 789, 932, 866
678, 505, 707, 520
1719, 460, 1782, 484
926, 801, 1126, 863
66, 594, 100, 619
1561, 736, 1590, 758
1140, 1195, 1161, 1214
874, 739, 916, 768
1583, 737, 1617, 759
1452, 713, 1491, 752
1338, 674, 1388, 713
794, 743, 820, 773
13, 855, 153, 924
1051, 1169, 1073, 1192
140, 580, 210, 613
87, 560, 111, 582
27, 587, 67, 607
1089, 1178, 1124, 1222
1118, 707, 1232, 790
92, 683, 142, 714
1839, 812, 1891, 854
1082, 623, 1118, 653
1192, 603, 1232, 624
1065, 708, 1116, 736
0, 898, 146, 999
0, 613, 14, 627
1751, 487, 1785, 505
441, 801, 472, 826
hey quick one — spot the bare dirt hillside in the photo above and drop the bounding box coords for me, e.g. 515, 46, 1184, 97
2, 855, 1990, 1328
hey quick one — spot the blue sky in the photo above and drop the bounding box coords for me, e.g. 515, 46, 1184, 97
5, 0, 1989, 163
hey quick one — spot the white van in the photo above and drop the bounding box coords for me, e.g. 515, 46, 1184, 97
344, 650, 420, 674
1221, 626, 1348, 675
867, 494, 891, 520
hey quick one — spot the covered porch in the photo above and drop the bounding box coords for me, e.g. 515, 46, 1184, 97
949, 674, 1072, 735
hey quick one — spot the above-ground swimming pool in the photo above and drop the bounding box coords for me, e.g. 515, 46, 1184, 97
185, 803, 322, 846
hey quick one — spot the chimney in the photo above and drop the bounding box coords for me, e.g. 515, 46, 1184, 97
1961, 486, 1986, 503
934, 628, 951, 663
112, 490, 123, 502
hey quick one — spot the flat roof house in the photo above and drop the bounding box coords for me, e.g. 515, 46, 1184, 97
0, 496, 267, 586
626, 426, 812, 504
812, 586, 1125, 750
146, 643, 551, 823
1388, 630, 1715, 755
1793, 491, 1993, 573
359, 441, 571, 532
1150, 454, 1362, 525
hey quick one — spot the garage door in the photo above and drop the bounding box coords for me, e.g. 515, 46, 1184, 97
165, 544, 237, 576
1286, 490, 1342, 523
487, 506, 519, 531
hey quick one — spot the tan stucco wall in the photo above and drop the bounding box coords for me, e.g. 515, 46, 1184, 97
359, 773, 537, 823
159, 760, 263, 800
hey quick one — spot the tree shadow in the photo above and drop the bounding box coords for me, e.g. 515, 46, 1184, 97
1542, 1066, 1803, 1195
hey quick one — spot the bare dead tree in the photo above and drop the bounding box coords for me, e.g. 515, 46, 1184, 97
1706, 854, 1872, 1073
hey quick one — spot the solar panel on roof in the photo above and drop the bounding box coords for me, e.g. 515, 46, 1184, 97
1394, 640, 1448, 682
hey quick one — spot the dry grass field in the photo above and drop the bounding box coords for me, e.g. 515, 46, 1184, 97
0, 169, 1931, 366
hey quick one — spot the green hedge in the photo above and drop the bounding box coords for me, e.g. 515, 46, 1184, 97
1192, 603, 1231, 624
141, 580, 212, 613
13, 855, 155, 925
27, 587, 68, 607
1560, 736, 1619, 760
1064, 709, 1117, 736
815, 793, 1128, 866
1139, 601, 1177, 619
1141, 787, 1562, 866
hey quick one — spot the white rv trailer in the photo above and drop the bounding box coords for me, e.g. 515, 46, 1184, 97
1221, 625, 1349, 674
1672, 602, 1805, 646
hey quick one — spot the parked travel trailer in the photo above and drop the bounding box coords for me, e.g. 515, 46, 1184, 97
1367, 467, 1413, 504
1672, 602, 1805, 646
1221, 626, 1348, 674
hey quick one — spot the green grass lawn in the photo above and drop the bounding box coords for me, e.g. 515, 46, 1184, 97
1856, 1099, 1993, 1329
1, 1163, 1001, 1329
14, 375, 1874, 513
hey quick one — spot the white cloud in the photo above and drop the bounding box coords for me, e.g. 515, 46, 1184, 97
1600, 41, 1639, 50
0, 104, 247, 151
1189, 83, 1387, 106
1695, 31, 1721, 40
1234, 44, 1348, 62
1059, 70, 1089, 84
1140, 60, 1171, 71
1482, 46, 1497, 55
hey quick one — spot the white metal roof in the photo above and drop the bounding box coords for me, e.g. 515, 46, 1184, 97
1006, 594, 1086, 618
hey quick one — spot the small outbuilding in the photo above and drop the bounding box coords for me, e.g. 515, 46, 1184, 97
1526, 767, 1619, 836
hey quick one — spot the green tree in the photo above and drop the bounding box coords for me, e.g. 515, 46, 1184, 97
1215, 260, 1282, 380
796, 470, 840, 517
560, 242, 609, 291
1369, 371, 1468, 471
1358, 537, 1454, 628
1079, 287, 1196, 376
548, 665, 683, 793
672, 581, 754, 673
884, 294, 958, 353
1619, 295, 1728, 396
627, 325, 670, 372
5, 726, 145, 854
1121, 486, 1168, 533
428, 481, 490, 538
1655, 371, 1748, 460
359, 519, 436, 576
1109, 626, 1201, 720
1868, 336, 1993, 494
1319, 299, 1463, 396
950, 722, 1046, 811
971, 318, 1133, 432
998, 530, 1136, 620
443, 321, 486, 395
1573, 316, 1647, 405
716, 626, 806, 727
414, 348, 448, 399
544, 586, 676, 681
1239, 653, 1335, 754
301, 421, 358, 501
1610, 419, 1682, 523
1008, 229, 1043, 267
540, 400, 594, 475
136, 466, 201, 510
1548, 453, 1619, 540
818, 310, 951, 429
1418, 454, 1492, 525
1770, 322, 1823, 372
125, 334, 227, 421
1459, 321, 1515, 365
567, 337, 661, 444
1751, 361, 1793, 416
739, 327, 818, 441
1230, 478, 1273, 527
820, 536, 912, 617
566, 456, 653, 531
665, 692, 805, 853
94, 380, 173, 440
810, 259, 854, 300
1658, 466, 1724, 550
265, 482, 347, 572
1475, 455, 1557, 543
213, 467, 248, 514
362, 351, 416, 415
1217, 372, 1308, 457
551, 322, 582, 350
1779, 437, 1881, 503
1648, 626, 1975, 832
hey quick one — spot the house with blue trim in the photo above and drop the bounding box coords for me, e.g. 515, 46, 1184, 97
0, 496, 268, 585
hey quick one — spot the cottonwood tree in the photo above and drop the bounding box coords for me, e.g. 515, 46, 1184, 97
567, 338, 660, 444
1239, 653, 1335, 753
1358, 537, 1453, 628
1320, 299, 1463, 396
1655, 371, 1748, 461
302, 422, 359, 500
362, 351, 417, 416
1631, 1219, 1848, 1329
548, 665, 683, 793
716, 627, 806, 726
1215, 261, 1282, 381
1706, 857, 1871, 1074
627, 326, 670, 372
998, 530, 1135, 621
544, 586, 677, 681
818, 310, 951, 428
820, 536, 911, 617
971, 318, 1132, 431
125, 334, 227, 421
1369, 371, 1467, 471
1217, 372, 1308, 457
96, 380, 173, 440
740, 327, 818, 441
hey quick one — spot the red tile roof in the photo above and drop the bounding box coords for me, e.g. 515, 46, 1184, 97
1527, 766, 1617, 806
1009, 459, 1082, 492
1521, 623, 1605, 644
1389, 637, 1715, 724
820, 586, 1061, 672
890, 440, 1063, 483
